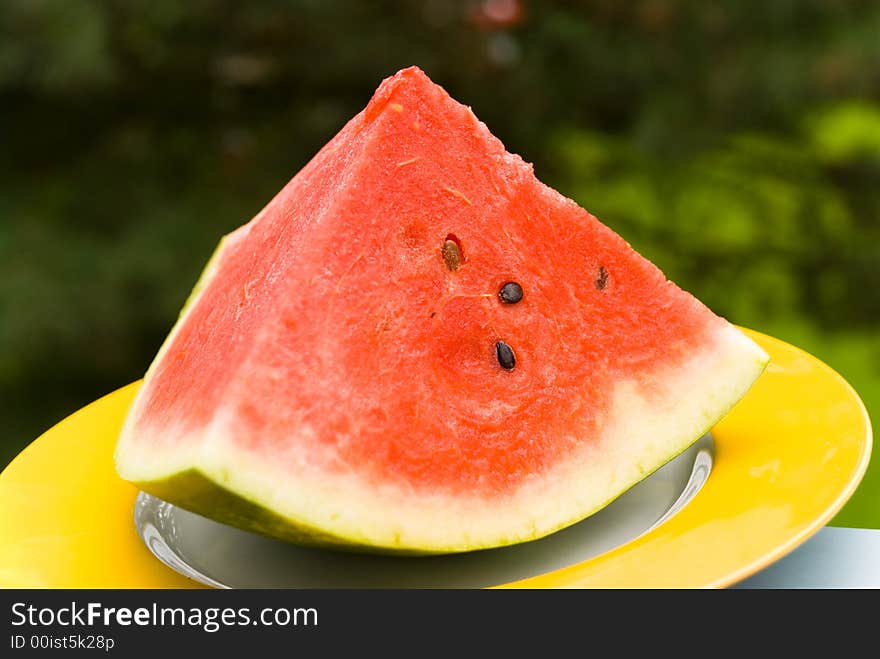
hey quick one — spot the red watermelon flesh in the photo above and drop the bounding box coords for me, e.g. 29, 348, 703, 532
115, 67, 768, 553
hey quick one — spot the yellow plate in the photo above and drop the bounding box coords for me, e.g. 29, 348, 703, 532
0, 328, 871, 588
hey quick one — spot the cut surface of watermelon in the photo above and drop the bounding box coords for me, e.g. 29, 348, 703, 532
115, 67, 768, 553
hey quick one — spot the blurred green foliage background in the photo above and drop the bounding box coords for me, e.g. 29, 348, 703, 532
1, 1, 878, 525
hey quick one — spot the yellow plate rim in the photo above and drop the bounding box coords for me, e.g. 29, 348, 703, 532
715, 334, 872, 588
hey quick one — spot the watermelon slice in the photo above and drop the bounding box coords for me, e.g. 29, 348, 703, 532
115, 67, 768, 554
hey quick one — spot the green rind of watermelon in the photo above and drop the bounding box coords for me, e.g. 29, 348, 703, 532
133, 469, 429, 554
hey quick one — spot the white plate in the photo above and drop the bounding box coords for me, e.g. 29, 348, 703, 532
134, 435, 713, 588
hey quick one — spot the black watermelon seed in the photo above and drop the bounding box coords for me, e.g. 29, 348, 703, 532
595, 266, 609, 290
499, 281, 524, 304
495, 341, 516, 370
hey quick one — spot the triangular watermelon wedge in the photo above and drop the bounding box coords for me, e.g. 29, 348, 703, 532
115, 67, 768, 554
